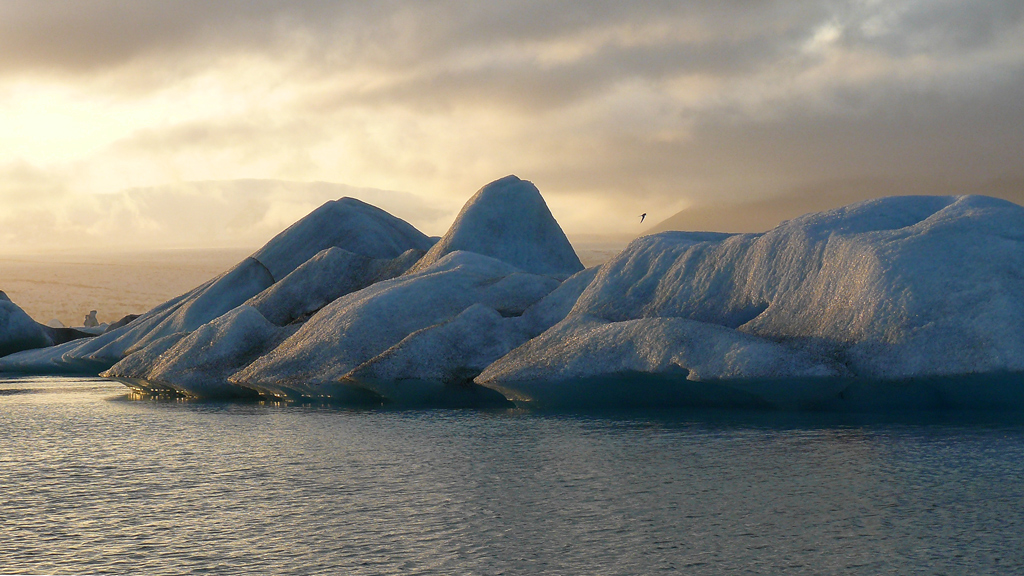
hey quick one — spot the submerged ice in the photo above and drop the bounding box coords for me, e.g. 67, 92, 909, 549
3, 176, 1024, 410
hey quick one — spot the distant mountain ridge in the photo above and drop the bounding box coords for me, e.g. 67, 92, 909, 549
648, 178, 1024, 234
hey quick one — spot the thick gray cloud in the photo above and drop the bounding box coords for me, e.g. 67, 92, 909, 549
0, 2, 781, 72
837, 0, 1024, 56
1, 0, 1022, 242
0, 1, 334, 73
8, 1, 1016, 83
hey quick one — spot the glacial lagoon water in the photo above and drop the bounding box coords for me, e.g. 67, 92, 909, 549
2, 376, 1024, 575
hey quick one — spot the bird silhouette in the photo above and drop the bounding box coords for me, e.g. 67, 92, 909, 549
639, 213, 647, 223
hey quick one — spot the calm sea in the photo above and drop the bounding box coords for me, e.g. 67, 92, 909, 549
2, 376, 1023, 575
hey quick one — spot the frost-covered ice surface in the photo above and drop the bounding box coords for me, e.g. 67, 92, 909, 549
246, 247, 425, 326
104, 306, 291, 398
477, 314, 849, 409
480, 313, 847, 381
0, 292, 50, 357
0, 197, 433, 375
408, 175, 583, 278
250, 197, 435, 281
516, 266, 601, 336
569, 195, 1024, 380
101, 331, 188, 393
344, 303, 527, 405
230, 251, 559, 399
4, 185, 1024, 411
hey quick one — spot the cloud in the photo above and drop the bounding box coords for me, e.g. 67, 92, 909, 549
7, 2, 1018, 88
0, 1, 311, 75
1, 1, 1022, 241
0, 175, 452, 254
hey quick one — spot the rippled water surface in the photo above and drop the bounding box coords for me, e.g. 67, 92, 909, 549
2, 376, 1024, 575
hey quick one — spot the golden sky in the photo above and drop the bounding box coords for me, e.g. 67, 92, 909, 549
2, 0, 1023, 252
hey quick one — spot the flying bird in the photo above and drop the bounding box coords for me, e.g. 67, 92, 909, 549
639, 213, 647, 223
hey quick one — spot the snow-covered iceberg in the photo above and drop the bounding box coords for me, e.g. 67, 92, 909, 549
569, 195, 1024, 380
103, 306, 292, 398
0, 196, 434, 374
246, 247, 426, 326
8, 181, 1024, 412
230, 251, 559, 400
0, 292, 51, 357
476, 314, 849, 409
408, 175, 584, 278
251, 197, 435, 281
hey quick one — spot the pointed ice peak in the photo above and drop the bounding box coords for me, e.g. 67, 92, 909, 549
409, 175, 584, 278
1, 295, 51, 357
251, 196, 435, 282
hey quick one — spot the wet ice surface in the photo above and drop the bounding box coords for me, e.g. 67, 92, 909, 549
2, 376, 1024, 575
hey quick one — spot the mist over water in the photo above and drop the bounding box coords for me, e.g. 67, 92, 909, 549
2, 376, 1023, 575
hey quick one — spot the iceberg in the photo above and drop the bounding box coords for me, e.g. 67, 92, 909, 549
407, 175, 584, 278
104, 306, 291, 398
7, 178, 1023, 412
229, 251, 559, 399
476, 314, 849, 409
0, 196, 433, 374
343, 303, 525, 406
569, 195, 1024, 380
0, 292, 51, 357
251, 197, 435, 281
246, 247, 425, 326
